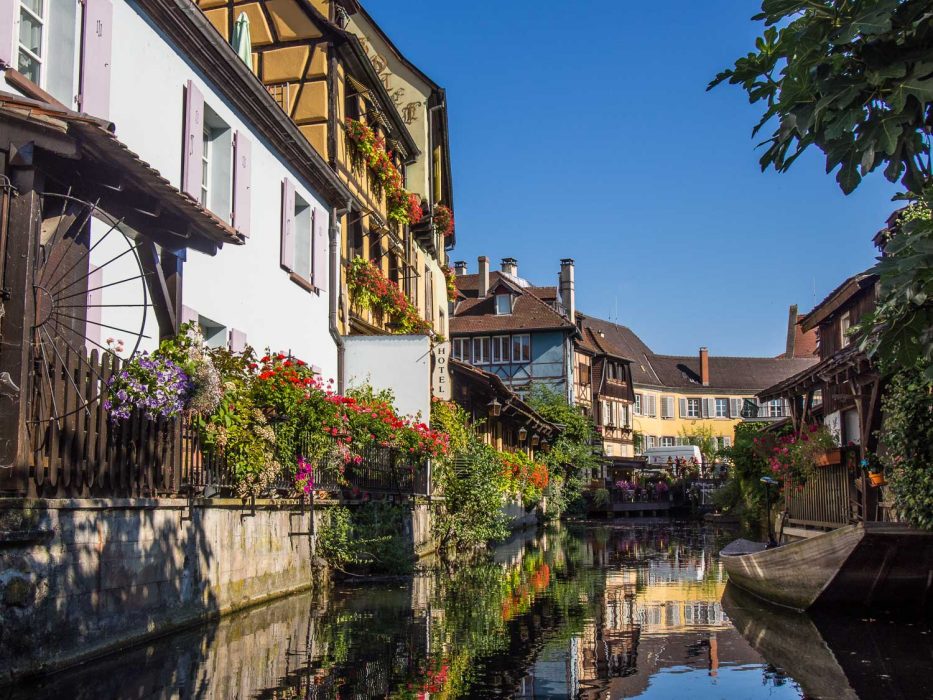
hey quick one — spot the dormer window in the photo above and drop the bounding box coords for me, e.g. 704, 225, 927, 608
495, 293, 512, 315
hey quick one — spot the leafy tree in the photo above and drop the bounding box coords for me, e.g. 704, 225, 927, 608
709, 0, 933, 374
679, 422, 720, 465
527, 386, 601, 517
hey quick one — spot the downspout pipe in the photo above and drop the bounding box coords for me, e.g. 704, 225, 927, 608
330, 200, 352, 394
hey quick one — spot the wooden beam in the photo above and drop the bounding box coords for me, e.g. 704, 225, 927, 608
138, 240, 176, 339
0, 188, 39, 493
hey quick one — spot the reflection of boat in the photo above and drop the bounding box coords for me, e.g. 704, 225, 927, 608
722, 584, 933, 700
720, 522, 933, 610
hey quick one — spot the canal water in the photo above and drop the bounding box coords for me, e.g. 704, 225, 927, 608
9, 522, 933, 699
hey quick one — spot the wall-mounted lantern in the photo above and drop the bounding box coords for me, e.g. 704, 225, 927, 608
531, 433, 540, 447
518, 427, 528, 442
488, 398, 502, 417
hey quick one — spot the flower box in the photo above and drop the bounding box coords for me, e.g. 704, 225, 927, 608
815, 448, 842, 467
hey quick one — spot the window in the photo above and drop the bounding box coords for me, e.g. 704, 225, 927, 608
425, 267, 434, 325
685, 398, 701, 418
730, 398, 744, 418
644, 394, 657, 417
472, 336, 489, 365
661, 396, 674, 419
17, 0, 45, 85
645, 435, 657, 449
491, 335, 509, 364
722, 436, 732, 448
201, 106, 232, 219
495, 293, 512, 315
660, 437, 675, 447
769, 399, 785, 418
512, 334, 531, 363
634, 394, 642, 415
350, 218, 364, 259
840, 310, 851, 348
293, 194, 313, 281
675, 437, 689, 446
715, 398, 729, 418
452, 338, 469, 362
577, 361, 590, 386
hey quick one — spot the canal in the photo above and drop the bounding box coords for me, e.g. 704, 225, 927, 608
9, 522, 933, 699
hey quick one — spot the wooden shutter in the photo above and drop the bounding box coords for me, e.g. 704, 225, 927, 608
232, 131, 251, 237
229, 328, 247, 352
678, 398, 687, 418
0, 1, 14, 67
181, 81, 204, 199
648, 395, 657, 417
312, 206, 328, 292
79, 0, 113, 118
280, 178, 295, 271
180, 305, 199, 327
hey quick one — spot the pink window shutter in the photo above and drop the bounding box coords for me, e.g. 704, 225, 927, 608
232, 131, 251, 237
311, 207, 328, 292
0, 1, 14, 67
181, 81, 204, 200
280, 178, 295, 271
80, 0, 113, 119
229, 328, 247, 353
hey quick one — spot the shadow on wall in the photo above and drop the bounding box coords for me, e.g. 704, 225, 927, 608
0, 500, 219, 683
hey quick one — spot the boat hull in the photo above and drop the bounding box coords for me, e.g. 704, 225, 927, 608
721, 523, 933, 611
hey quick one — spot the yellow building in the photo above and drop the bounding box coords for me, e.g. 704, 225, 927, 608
575, 317, 817, 456
194, 0, 453, 339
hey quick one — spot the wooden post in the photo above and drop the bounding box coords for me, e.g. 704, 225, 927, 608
0, 187, 40, 493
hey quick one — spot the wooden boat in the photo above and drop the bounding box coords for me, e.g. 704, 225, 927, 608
720, 522, 933, 611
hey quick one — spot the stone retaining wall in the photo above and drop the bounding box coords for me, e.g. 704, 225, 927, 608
0, 497, 314, 683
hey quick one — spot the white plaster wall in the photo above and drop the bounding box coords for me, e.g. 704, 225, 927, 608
103, 1, 337, 378
343, 335, 430, 420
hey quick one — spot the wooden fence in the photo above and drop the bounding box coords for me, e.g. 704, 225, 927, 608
21, 345, 429, 499
784, 449, 859, 530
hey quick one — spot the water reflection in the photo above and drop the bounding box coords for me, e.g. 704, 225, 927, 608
9, 523, 933, 699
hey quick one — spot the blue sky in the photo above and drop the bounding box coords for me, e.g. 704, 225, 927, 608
366, 0, 897, 358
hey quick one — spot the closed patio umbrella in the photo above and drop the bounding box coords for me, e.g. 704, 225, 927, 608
232, 12, 252, 68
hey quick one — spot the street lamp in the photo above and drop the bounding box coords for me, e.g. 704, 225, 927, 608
760, 476, 779, 548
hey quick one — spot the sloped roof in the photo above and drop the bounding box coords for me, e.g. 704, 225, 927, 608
576, 314, 660, 385
649, 354, 818, 392
801, 271, 877, 331
451, 271, 575, 334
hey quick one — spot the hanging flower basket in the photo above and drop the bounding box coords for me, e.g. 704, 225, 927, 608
433, 204, 454, 237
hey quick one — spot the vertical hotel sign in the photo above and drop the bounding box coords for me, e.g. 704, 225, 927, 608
432, 341, 451, 400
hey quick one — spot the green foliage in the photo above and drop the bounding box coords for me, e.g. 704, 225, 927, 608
880, 359, 933, 529
711, 0, 933, 371
317, 503, 414, 575
719, 422, 781, 533
526, 386, 600, 517
592, 488, 610, 510
679, 423, 720, 464
430, 401, 510, 553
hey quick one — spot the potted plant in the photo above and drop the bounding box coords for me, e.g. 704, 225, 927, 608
861, 455, 886, 487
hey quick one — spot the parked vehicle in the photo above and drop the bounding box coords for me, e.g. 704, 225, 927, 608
643, 445, 702, 466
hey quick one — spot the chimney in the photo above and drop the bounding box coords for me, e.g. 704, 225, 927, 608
558, 258, 575, 320
785, 304, 799, 358
699, 347, 710, 386
478, 256, 490, 296
500, 257, 518, 277
453, 260, 468, 276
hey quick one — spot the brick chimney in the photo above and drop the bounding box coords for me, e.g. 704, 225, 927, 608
478, 256, 490, 296
699, 347, 710, 386
785, 304, 799, 358
559, 258, 575, 320
500, 257, 518, 277
453, 260, 468, 276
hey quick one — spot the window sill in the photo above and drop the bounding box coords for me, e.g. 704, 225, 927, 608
288, 271, 319, 295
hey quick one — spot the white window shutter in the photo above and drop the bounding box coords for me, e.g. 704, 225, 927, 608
312, 206, 328, 292
650, 395, 657, 417
731, 398, 742, 418
701, 398, 709, 418
0, 2, 14, 67
80, 0, 113, 119
678, 398, 687, 418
